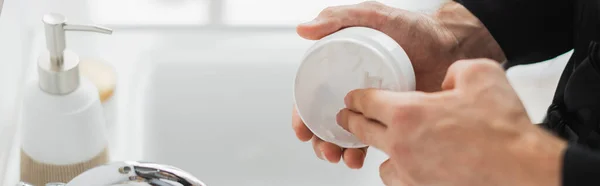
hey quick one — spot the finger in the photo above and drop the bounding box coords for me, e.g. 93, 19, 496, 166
343, 88, 399, 124
379, 159, 396, 186
311, 136, 343, 163
337, 109, 386, 149
342, 147, 368, 169
311, 137, 325, 160
441, 58, 504, 90
297, 1, 395, 40
292, 105, 313, 142
379, 159, 412, 186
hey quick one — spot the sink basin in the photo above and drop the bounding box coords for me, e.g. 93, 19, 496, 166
137, 54, 388, 186
130, 31, 389, 186
4, 25, 568, 186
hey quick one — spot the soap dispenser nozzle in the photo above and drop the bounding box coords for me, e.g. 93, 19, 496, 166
38, 13, 113, 95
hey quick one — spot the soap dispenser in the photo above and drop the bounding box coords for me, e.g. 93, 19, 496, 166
20, 13, 113, 186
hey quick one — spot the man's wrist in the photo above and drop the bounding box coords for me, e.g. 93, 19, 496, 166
434, 1, 507, 63
511, 127, 566, 186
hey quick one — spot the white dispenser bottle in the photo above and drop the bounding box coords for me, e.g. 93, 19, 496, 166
20, 13, 113, 186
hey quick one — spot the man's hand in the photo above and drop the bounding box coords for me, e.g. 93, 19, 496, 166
293, 1, 505, 169
337, 58, 567, 186
297, 1, 505, 92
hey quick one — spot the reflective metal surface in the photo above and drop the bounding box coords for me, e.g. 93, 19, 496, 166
18, 161, 205, 186
133, 162, 205, 186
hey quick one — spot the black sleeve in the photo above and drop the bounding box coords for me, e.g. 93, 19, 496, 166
563, 144, 600, 186
456, 0, 574, 68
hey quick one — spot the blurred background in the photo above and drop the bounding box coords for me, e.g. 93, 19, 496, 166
0, 0, 571, 185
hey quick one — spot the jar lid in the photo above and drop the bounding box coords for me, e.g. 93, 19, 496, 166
293, 27, 415, 148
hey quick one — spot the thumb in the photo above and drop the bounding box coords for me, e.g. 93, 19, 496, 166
380, 159, 414, 186
296, 1, 397, 40
441, 58, 503, 90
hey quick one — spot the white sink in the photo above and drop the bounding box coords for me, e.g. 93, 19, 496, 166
4, 25, 568, 185
138, 61, 389, 186
127, 29, 389, 186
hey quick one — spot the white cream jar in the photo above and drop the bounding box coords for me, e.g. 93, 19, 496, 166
294, 27, 416, 148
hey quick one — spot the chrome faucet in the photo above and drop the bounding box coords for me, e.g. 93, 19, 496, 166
18, 161, 206, 186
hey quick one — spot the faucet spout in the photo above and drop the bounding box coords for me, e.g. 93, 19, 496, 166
133, 162, 205, 186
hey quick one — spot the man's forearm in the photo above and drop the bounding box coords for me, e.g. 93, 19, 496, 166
509, 127, 565, 186
512, 125, 600, 186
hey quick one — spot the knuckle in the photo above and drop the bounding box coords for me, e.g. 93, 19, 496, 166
347, 6, 370, 19
320, 6, 341, 17
365, 8, 387, 21
389, 93, 429, 131
454, 60, 489, 80
459, 59, 502, 77
448, 60, 504, 96
357, 1, 393, 27
473, 58, 500, 69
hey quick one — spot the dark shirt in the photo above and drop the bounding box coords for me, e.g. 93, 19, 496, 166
457, 0, 600, 185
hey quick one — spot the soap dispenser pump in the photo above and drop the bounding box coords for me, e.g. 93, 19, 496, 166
38, 13, 113, 95
20, 13, 113, 186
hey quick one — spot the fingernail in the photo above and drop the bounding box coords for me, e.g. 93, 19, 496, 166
316, 146, 325, 160
320, 148, 328, 162
359, 150, 366, 162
